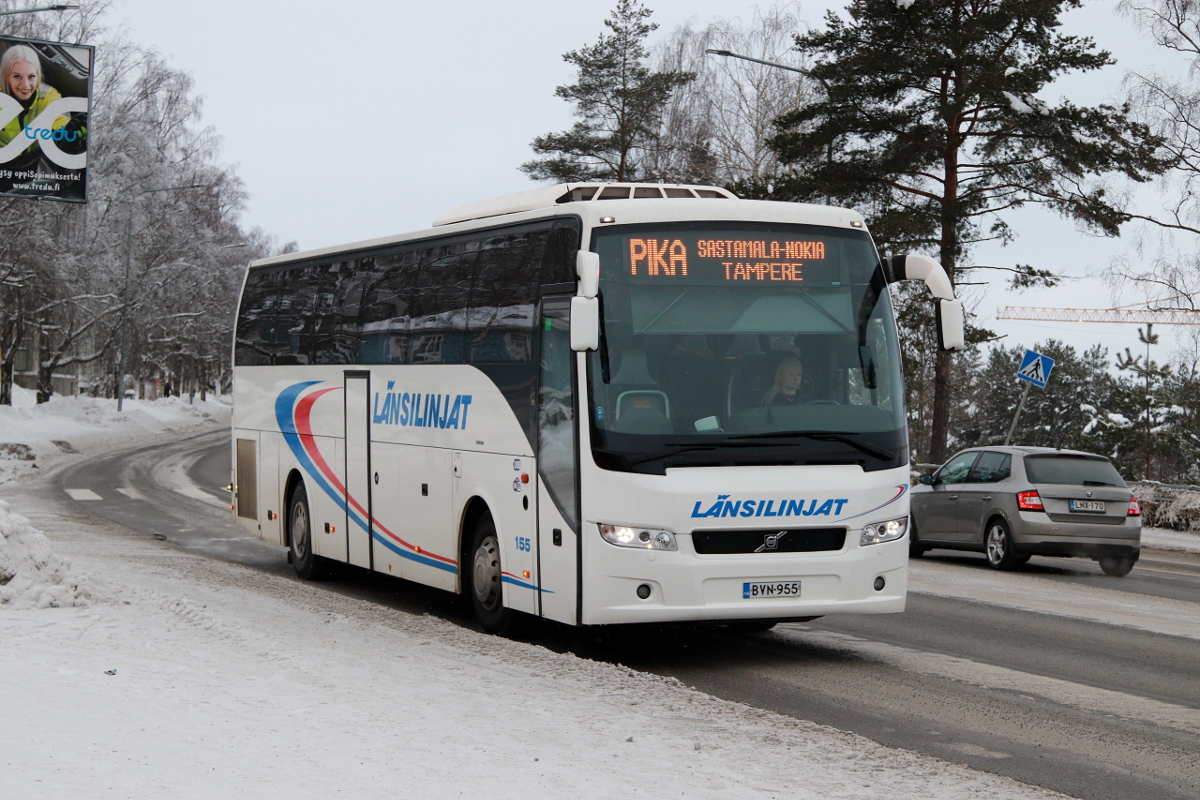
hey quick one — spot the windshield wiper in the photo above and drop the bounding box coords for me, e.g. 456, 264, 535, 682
726, 430, 895, 461
625, 443, 720, 466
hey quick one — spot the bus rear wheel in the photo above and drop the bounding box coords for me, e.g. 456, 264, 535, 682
470, 516, 515, 635
288, 482, 329, 580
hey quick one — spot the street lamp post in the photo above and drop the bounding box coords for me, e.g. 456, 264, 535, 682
0, 5, 80, 16
705, 48, 833, 202
704, 48, 811, 76
116, 184, 202, 411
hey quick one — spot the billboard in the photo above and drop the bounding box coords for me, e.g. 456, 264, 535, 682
0, 36, 92, 203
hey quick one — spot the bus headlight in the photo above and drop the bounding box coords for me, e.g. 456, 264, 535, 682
599, 524, 678, 551
861, 517, 908, 546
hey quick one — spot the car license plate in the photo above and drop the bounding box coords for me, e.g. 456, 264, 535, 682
1069, 500, 1106, 513
743, 580, 801, 599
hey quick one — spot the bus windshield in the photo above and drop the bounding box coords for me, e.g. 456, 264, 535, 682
588, 221, 907, 474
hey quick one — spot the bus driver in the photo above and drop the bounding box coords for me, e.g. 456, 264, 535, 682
762, 355, 804, 406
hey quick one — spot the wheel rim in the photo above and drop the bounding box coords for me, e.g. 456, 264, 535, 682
986, 525, 1006, 564
472, 534, 502, 612
292, 501, 310, 559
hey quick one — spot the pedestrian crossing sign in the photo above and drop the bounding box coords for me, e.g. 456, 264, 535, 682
1017, 349, 1055, 388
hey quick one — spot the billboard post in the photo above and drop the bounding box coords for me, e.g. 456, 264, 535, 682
0, 34, 92, 202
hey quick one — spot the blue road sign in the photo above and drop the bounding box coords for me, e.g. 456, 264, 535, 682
1017, 349, 1055, 388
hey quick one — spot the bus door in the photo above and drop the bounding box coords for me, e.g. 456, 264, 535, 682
536, 298, 580, 624
344, 370, 373, 569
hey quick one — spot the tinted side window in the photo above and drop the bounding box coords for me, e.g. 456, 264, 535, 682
409, 242, 476, 364
968, 452, 1011, 483
542, 221, 580, 285
359, 249, 419, 365
311, 260, 363, 364
937, 451, 979, 484
470, 228, 546, 363
234, 269, 279, 366
276, 264, 316, 365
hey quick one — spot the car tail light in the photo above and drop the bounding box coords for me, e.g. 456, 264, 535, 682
1017, 490, 1044, 511
1128, 495, 1141, 516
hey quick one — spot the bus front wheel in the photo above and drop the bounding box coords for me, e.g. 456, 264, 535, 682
470, 516, 514, 635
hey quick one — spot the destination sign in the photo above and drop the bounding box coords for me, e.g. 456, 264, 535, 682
625, 236, 833, 283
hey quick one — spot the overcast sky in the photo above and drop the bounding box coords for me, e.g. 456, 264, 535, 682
109, 0, 1199, 365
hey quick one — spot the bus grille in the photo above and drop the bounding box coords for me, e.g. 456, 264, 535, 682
691, 528, 845, 554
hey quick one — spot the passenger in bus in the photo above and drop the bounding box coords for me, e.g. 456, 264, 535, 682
762, 356, 804, 406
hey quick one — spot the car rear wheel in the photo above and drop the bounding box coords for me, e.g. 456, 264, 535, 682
1098, 555, 1135, 577
984, 519, 1023, 571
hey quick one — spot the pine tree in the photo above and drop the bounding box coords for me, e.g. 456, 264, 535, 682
1108, 325, 1179, 480
965, 339, 1112, 453
521, 0, 694, 183
767, 0, 1172, 463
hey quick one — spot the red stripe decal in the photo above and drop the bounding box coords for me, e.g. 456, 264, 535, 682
293, 384, 457, 567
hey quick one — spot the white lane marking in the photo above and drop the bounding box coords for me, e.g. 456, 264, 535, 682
909, 558, 1200, 641
175, 486, 224, 508
116, 487, 143, 500
777, 627, 1200, 736
64, 488, 102, 501
944, 743, 1011, 760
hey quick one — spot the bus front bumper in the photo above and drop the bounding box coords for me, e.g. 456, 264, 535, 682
581, 536, 908, 625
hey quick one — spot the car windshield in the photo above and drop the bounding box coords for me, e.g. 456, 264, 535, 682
1024, 455, 1127, 487
587, 221, 906, 474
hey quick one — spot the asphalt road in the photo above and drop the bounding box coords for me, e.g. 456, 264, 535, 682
55, 429, 1200, 800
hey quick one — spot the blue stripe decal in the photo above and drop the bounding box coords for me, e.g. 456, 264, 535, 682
502, 575, 546, 592
373, 533, 459, 573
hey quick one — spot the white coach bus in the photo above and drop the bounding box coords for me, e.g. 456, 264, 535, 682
231, 183, 964, 634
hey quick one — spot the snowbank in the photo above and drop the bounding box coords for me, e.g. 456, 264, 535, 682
1133, 481, 1200, 533
0, 385, 230, 485
0, 500, 97, 609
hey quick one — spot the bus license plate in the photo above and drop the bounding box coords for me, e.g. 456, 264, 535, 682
1069, 500, 1105, 513
743, 580, 801, 599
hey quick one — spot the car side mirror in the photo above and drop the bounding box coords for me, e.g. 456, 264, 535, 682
918, 473, 934, 486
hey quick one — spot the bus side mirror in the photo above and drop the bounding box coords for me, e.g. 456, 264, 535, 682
570, 296, 599, 351
576, 251, 600, 298
936, 298, 965, 352
887, 253, 965, 352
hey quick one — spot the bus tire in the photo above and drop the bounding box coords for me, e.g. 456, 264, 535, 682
288, 482, 329, 580
469, 515, 514, 635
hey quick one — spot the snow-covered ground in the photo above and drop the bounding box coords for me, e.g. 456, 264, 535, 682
1, 391, 1194, 798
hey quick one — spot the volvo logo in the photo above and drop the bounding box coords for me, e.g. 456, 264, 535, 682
755, 530, 789, 553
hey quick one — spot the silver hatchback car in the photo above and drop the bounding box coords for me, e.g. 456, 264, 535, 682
910, 447, 1141, 576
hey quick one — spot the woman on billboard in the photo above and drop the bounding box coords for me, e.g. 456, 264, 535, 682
0, 44, 70, 152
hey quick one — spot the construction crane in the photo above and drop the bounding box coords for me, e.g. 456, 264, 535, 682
997, 294, 1200, 325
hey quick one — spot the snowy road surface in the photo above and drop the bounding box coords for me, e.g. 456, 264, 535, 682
2, 392, 1199, 798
